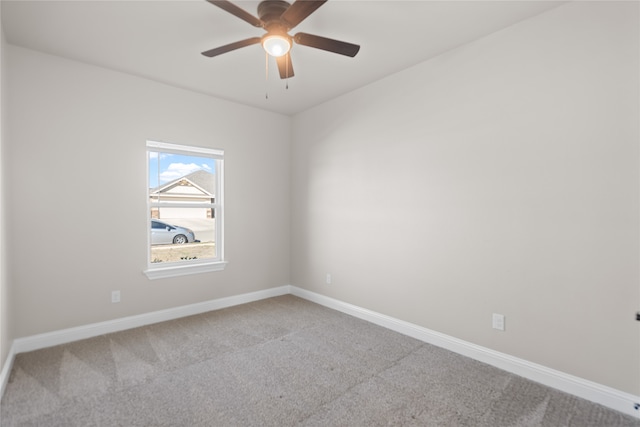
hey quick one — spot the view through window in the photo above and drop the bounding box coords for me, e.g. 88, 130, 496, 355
147, 141, 223, 268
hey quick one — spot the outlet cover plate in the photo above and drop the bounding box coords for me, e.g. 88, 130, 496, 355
492, 313, 505, 331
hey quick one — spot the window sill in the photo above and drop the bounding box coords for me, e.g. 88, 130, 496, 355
144, 260, 228, 280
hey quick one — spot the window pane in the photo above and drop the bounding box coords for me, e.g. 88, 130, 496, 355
146, 142, 223, 275
148, 148, 217, 265
149, 210, 216, 264
148, 151, 216, 205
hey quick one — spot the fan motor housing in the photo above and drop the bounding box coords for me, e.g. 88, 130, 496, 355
257, 0, 291, 25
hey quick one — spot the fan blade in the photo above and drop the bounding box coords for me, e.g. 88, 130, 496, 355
276, 53, 295, 79
201, 37, 261, 57
281, 0, 327, 30
206, 0, 263, 28
294, 33, 360, 57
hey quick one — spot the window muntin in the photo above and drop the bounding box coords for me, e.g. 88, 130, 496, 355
145, 141, 225, 278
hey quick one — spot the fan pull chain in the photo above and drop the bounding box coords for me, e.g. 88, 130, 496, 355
285, 55, 289, 90
265, 52, 269, 100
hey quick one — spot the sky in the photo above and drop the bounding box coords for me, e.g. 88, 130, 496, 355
148, 151, 215, 188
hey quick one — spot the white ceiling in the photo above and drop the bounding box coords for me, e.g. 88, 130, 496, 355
1, 0, 566, 115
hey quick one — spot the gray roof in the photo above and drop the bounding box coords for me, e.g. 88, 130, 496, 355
150, 169, 216, 195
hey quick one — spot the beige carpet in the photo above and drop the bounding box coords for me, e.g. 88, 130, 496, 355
1, 295, 638, 426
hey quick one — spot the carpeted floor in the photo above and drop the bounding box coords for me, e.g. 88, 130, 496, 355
1, 295, 639, 426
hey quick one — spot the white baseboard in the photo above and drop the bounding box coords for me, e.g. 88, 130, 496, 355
0, 342, 16, 398
2, 284, 638, 419
289, 286, 640, 419
12, 285, 291, 354
0, 285, 291, 396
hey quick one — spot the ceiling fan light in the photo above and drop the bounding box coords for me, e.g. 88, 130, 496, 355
262, 35, 291, 57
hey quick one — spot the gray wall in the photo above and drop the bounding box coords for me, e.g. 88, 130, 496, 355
0, 3, 9, 374
291, 1, 639, 395
5, 45, 291, 338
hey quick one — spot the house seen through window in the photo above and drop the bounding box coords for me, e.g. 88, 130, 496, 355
146, 141, 224, 277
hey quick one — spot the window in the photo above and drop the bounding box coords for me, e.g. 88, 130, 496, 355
144, 140, 226, 279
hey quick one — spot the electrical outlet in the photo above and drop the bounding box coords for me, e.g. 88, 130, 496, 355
326, 273, 332, 284
111, 290, 121, 303
492, 313, 505, 331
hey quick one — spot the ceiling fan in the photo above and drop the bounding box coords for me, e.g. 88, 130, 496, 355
202, 0, 360, 79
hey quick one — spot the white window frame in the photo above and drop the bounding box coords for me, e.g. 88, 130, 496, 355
144, 140, 227, 280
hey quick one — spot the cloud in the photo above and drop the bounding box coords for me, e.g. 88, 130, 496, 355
159, 163, 204, 183
149, 152, 171, 160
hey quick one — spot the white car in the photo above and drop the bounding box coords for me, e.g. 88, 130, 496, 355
151, 220, 196, 245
